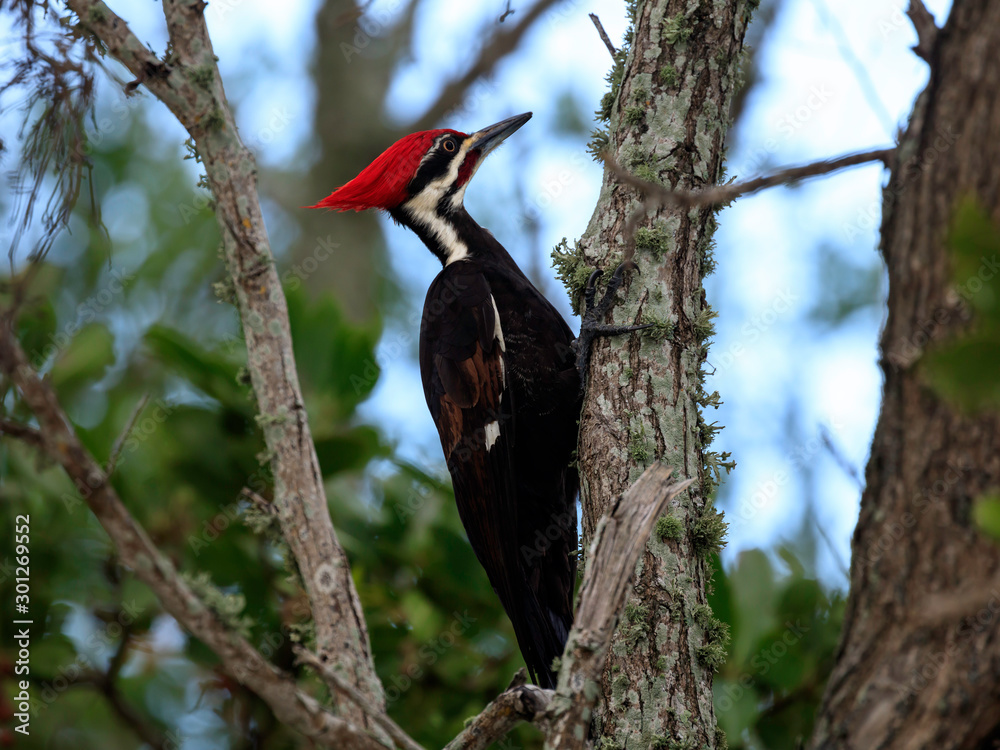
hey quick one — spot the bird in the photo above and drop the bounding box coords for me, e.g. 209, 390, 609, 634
312, 112, 645, 688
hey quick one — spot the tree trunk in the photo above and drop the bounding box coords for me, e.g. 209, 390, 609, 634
809, 1, 1000, 748
571, 1, 753, 745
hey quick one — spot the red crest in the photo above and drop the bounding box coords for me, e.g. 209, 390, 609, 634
310, 129, 468, 212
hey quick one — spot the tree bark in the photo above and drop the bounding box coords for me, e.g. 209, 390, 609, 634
63, 0, 385, 728
809, 1, 1000, 748
573, 1, 752, 745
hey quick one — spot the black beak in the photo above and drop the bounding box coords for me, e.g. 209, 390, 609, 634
467, 112, 532, 155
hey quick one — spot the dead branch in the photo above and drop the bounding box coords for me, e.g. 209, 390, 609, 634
603, 147, 893, 263
606, 147, 893, 210
547, 465, 694, 748
296, 647, 426, 750
589, 14, 618, 57
64, 0, 384, 721
907, 0, 939, 62
444, 675, 552, 750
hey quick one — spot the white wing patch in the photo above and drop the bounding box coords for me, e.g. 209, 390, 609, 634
484, 420, 501, 450
489, 295, 505, 449
490, 295, 506, 351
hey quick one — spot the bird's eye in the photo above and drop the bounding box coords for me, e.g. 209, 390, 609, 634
442, 138, 457, 153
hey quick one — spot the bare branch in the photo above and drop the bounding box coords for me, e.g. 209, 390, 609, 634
820, 425, 864, 491
63, 0, 385, 722
106, 393, 149, 476
603, 147, 893, 263
807, 0, 895, 137
78, 625, 169, 750
589, 14, 617, 57
607, 147, 893, 210
907, 0, 939, 62
0, 417, 45, 449
409, 0, 564, 131
0, 320, 382, 749
547, 465, 694, 747
296, 647, 426, 750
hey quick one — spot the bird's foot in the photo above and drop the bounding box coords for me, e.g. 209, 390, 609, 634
574, 262, 653, 385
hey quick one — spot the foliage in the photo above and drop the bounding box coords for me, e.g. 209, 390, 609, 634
710, 541, 845, 750
921, 196, 1000, 411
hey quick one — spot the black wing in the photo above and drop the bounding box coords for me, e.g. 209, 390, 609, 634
419, 263, 554, 685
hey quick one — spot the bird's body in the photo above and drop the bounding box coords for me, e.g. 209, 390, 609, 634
313, 113, 579, 687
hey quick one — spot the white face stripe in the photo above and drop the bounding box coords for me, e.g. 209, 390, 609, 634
403, 136, 478, 265
405, 192, 469, 265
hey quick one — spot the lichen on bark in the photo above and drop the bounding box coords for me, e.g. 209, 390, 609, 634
556, 0, 754, 746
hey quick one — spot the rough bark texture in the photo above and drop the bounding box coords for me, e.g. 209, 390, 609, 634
547, 466, 694, 749
575, 1, 752, 745
809, 1, 1000, 748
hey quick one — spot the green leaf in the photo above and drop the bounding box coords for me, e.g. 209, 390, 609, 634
949, 196, 1000, 317
17, 299, 57, 365
50, 323, 115, 397
922, 334, 1000, 411
314, 425, 387, 475
144, 325, 250, 414
973, 494, 1000, 539
286, 284, 382, 415
921, 197, 1000, 411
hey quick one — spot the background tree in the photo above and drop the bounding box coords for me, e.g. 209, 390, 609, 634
808, 2, 1000, 747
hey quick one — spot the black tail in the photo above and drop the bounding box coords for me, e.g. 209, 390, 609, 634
513, 589, 572, 688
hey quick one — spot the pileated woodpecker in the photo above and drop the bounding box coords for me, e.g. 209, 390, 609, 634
312, 113, 643, 688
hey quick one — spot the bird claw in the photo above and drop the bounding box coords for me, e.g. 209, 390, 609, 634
575, 262, 653, 386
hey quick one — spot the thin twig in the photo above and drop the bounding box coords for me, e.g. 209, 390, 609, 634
80, 670, 168, 750
907, 0, 939, 62
84, 624, 170, 750
603, 147, 893, 263
606, 147, 893, 210
409, 0, 563, 130
807, 0, 896, 138
295, 647, 426, 750
813, 517, 850, 582
498, 0, 515, 23
820, 425, 864, 491
589, 13, 618, 57
0, 417, 45, 448
106, 393, 149, 476
240, 486, 276, 513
